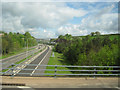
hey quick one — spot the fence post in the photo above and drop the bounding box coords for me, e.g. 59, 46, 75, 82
94, 67, 96, 79
11, 63, 14, 77
54, 65, 57, 78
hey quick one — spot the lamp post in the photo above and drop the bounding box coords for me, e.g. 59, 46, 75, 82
22, 38, 35, 60
26, 38, 35, 58
22, 38, 28, 60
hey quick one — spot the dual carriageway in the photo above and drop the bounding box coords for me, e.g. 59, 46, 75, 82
1, 44, 52, 76
0, 44, 119, 89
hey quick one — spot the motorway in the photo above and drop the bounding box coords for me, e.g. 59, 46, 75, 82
15, 46, 52, 76
1, 45, 45, 69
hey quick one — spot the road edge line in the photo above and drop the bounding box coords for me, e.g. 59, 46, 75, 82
30, 46, 50, 76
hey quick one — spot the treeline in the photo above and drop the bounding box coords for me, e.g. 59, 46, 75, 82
1, 31, 37, 55
54, 33, 120, 66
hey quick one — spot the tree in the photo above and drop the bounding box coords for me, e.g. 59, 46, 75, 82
95, 31, 100, 36
102, 36, 111, 47
58, 35, 63, 39
2, 31, 37, 55
24, 32, 32, 39
55, 33, 119, 66
91, 32, 95, 36
2, 38, 9, 54
0, 38, 2, 54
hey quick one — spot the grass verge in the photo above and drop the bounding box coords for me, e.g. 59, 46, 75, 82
45, 51, 72, 76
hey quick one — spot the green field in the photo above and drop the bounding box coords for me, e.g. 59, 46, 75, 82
107, 34, 120, 40
45, 51, 72, 76
78, 34, 120, 40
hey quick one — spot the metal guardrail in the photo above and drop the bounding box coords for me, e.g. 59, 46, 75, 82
1, 63, 120, 77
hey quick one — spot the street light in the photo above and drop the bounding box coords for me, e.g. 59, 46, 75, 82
26, 38, 35, 58
22, 38, 37, 60
21, 38, 28, 60
21, 38, 32, 60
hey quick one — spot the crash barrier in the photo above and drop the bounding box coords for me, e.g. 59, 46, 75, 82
1, 63, 120, 77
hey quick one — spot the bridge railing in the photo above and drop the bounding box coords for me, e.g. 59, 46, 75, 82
1, 63, 120, 77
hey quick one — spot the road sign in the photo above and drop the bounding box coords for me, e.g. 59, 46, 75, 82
52, 52, 55, 57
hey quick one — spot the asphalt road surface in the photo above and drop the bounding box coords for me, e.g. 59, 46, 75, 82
1, 45, 45, 69
15, 46, 52, 76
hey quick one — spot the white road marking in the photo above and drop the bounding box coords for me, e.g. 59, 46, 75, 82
30, 47, 50, 76
115, 87, 120, 90
17, 86, 35, 90
17, 86, 31, 88
13, 46, 47, 75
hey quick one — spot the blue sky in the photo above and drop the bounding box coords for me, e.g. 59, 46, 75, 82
67, 2, 118, 24
2, 2, 119, 38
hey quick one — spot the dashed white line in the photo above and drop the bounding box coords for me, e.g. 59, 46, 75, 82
13, 46, 47, 75
17, 86, 34, 89
17, 86, 35, 90
30, 47, 50, 76
115, 87, 120, 90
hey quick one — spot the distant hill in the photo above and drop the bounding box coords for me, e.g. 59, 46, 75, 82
75, 33, 120, 40
36, 38, 50, 43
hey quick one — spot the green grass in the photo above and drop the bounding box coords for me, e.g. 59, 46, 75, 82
2, 64, 15, 72
45, 51, 72, 76
0, 47, 35, 59
78, 34, 120, 41
15, 55, 32, 64
108, 34, 120, 40
34, 50, 42, 54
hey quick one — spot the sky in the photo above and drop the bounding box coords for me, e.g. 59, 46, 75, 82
1, 1, 119, 38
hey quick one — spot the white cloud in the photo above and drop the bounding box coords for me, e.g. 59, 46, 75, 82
2, 2, 87, 38
2, 0, 119, 2
43, 29, 47, 33
2, 2, 118, 38
57, 24, 88, 36
79, 4, 118, 34
31, 29, 56, 38
94, 4, 115, 19
56, 4, 118, 36
2, 15, 24, 33
80, 13, 118, 34
2, 2, 87, 29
